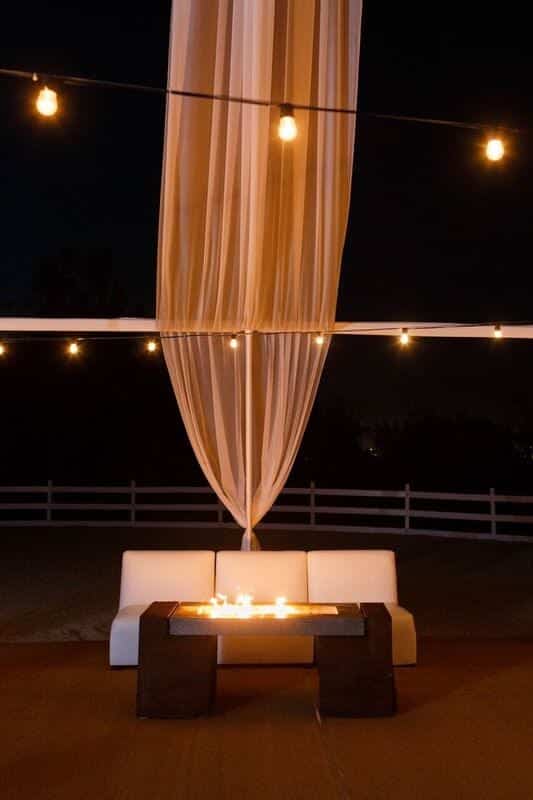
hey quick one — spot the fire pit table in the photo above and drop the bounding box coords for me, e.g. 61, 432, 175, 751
136, 601, 396, 718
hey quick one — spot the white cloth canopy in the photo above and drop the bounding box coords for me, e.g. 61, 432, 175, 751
157, 0, 361, 547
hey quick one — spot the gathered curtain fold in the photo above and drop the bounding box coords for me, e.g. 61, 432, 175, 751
163, 332, 330, 534
157, 0, 361, 546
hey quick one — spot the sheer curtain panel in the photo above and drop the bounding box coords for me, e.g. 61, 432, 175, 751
157, 0, 361, 548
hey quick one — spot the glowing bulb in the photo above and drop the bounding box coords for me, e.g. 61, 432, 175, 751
229, 335, 239, 350
146, 339, 158, 353
399, 328, 410, 346
278, 104, 297, 141
486, 138, 504, 162
315, 333, 325, 346
493, 325, 503, 339
36, 86, 58, 117
67, 341, 80, 356
0, 343, 6, 356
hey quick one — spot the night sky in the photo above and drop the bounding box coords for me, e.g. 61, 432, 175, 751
2, 2, 533, 488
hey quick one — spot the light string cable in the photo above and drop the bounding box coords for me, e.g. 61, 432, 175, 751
0, 68, 524, 352
1, 321, 533, 345
0, 66, 524, 133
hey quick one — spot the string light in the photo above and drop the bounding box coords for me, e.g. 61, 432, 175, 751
0, 66, 526, 143
485, 138, 504, 162
2, 322, 533, 353
36, 86, 58, 117
399, 328, 410, 346
0, 67, 525, 170
278, 104, 297, 141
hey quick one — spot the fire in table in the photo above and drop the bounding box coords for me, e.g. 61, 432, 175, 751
181, 593, 339, 619
138, 600, 395, 719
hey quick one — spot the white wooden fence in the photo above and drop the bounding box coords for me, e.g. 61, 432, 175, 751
1, 482, 533, 542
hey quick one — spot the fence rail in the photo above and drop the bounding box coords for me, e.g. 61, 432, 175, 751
1, 481, 533, 542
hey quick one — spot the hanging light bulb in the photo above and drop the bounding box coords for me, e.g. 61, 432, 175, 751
0, 343, 6, 356
278, 104, 297, 141
399, 328, 410, 346
485, 138, 504, 162
229, 335, 239, 350
493, 324, 503, 339
314, 333, 325, 346
36, 86, 58, 117
146, 339, 158, 353
67, 341, 80, 356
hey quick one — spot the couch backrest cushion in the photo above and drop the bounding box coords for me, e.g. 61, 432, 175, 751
119, 550, 215, 609
307, 550, 398, 603
215, 551, 308, 602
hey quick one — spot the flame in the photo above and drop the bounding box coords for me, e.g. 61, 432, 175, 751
275, 596, 288, 618
204, 594, 293, 618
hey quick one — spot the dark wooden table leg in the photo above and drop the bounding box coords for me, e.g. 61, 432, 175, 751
316, 602, 396, 717
136, 601, 217, 718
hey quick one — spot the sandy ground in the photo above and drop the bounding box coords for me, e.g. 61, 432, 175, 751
1, 526, 532, 642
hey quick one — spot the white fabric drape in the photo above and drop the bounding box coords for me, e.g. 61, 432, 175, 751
157, 1, 361, 546
163, 333, 329, 534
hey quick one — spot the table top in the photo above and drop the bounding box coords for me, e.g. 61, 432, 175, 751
168, 602, 365, 637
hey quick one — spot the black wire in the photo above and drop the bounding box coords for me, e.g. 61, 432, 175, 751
0, 66, 521, 133
0, 73, 522, 345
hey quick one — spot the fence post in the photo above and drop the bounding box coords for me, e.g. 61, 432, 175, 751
47, 479, 53, 523
130, 480, 136, 524
310, 480, 316, 526
489, 487, 496, 536
404, 483, 410, 533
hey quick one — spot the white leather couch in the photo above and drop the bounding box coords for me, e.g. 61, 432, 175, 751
307, 550, 416, 666
109, 550, 215, 666
216, 551, 313, 664
109, 549, 416, 667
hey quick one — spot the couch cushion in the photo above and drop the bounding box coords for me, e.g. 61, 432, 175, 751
215, 551, 308, 602
216, 551, 311, 665
307, 550, 398, 604
118, 550, 215, 609
307, 550, 416, 666
109, 604, 149, 666
217, 635, 314, 665
385, 603, 417, 666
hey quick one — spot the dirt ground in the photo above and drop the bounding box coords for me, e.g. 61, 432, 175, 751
1, 526, 532, 642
